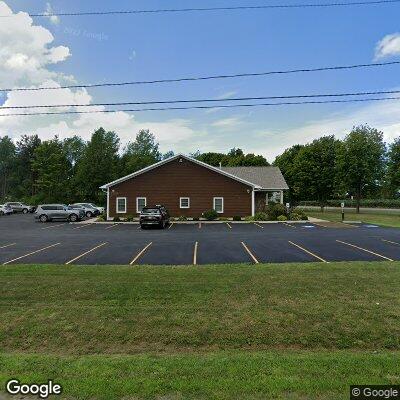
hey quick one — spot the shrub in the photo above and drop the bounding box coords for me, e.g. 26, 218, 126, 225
232, 216, 242, 221
290, 213, 302, 221
266, 203, 286, 221
277, 215, 287, 221
203, 209, 218, 221
244, 215, 255, 221
218, 216, 229, 221
96, 215, 106, 222
193, 217, 199, 221
113, 216, 120, 222
125, 215, 135, 222
254, 212, 268, 221
178, 215, 188, 221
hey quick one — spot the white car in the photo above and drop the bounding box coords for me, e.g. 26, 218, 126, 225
0, 204, 13, 215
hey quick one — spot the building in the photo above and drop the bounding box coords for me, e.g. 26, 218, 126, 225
100, 154, 288, 220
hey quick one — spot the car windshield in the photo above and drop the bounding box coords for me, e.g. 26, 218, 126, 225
141, 208, 161, 214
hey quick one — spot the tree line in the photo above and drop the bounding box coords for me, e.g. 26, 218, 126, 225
0, 124, 399, 211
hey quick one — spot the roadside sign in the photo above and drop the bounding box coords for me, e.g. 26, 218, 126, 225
286, 203, 290, 208
341, 202, 345, 209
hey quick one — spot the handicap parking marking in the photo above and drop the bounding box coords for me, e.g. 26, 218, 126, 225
241, 242, 259, 264
41, 223, 67, 230
193, 242, 199, 265
3, 243, 60, 265
65, 242, 108, 265
336, 240, 394, 261
288, 241, 328, 263
130, 242, 153, 265
382, 238, 400, 246
0, 243, 16, 249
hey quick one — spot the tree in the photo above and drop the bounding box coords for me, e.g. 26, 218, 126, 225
292, 136, 339, 210
0, 136, 16, 200
32, 137, 70, 203
121, 130, 162, 174
273, 144, 304, 203
386, 137, 400, 197
14, 135, 41, 200
336, 125, 386, 213
74, 128, 120, 203
195, 148, 269, 167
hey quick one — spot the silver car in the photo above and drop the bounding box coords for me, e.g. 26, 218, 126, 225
69, 203, 100, 218
5, 202, 35, 214
34, 204, 84, 223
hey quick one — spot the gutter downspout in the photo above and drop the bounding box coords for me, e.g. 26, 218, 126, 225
251, 189, 255, 217
107, 187, 110, 221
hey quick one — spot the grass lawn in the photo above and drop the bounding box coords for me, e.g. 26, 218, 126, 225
1, 262, 399, 399
306, 209, 400, 228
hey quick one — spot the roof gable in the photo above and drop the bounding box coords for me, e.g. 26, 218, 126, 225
100, 154, 261, 189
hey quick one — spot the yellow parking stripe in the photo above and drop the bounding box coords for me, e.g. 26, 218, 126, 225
0, 243, 16, 249
254, 222, 264, 229
381, 239, 400, 246
193, 242, 198, 265
226, 223, 232, 229
288, 241, 328, 263
336, 240, 394, 261
73, 224, 93, 230
65, 242, 108, 265
3, 243, 60, 265
241, 242, 259, 264
41, 223, 66, 230
130, 242, 152, 265
105, 224, 119, 230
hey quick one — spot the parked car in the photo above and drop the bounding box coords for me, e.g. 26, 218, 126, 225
88, 203, 105, 214
69, 203, 100, 218
5, 202, 35, 214
34, 204, 85, 223
140, 205, 170, 229
0, 204, 13, 215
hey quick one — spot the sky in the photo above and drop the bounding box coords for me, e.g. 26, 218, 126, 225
0, 0, 400, 162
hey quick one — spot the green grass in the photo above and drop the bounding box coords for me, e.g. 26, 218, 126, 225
306, 210, 400, 227
1, 263, 400, 399
1, 351, 399, 400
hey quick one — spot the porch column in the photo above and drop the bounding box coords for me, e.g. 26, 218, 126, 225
251, 190, 255, 216
280, 191, 284, 204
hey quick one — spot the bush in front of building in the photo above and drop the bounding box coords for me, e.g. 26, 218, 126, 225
177, 215, 188, 221
97, 214, 106, 222
266, 203, 286, 221
233, 216, 242, 221
290, 210, 308, 221
202, 209, 218, 221
254, 212, 268, 221
277, 215, 287, 221
113, 216, 121, 222
125, 215, 135, 222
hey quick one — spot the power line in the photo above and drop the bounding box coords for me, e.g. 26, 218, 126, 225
1, 96, 399, 117
3, 0, 400, 17
1, 61, 399, 93
2, 89, 400, 110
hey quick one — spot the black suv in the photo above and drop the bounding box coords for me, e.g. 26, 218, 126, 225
140, 205, 170, 229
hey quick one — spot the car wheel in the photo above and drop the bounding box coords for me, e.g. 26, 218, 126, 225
39, 214, 48, 223
86, 211, 93, 218
22, 208, 28, 214
69, 214, 78, 222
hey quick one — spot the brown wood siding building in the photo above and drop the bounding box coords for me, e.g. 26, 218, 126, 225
107, 157, 253, 218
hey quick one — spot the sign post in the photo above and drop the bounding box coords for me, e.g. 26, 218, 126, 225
286, 202, 290, 217
341, 202, 345, 222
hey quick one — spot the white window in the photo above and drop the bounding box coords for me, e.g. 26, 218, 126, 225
180, 197, 190, 209
116, 197, 127, 214
213, 197, 224, 214
136, 197, 147, 213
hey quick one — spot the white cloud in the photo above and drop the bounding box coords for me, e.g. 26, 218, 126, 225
44, 3, 60, 25
211, 117, 242, 129
0, 1, 198, 151
374, 33, 400, 60
215, 91, 237, 100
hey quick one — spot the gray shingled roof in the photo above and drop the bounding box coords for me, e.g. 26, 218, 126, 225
221, 166, 289, 190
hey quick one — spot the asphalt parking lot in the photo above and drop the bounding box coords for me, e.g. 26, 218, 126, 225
0, 214, 399, 265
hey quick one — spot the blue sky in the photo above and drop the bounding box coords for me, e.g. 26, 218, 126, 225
1, 0, 400, 161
